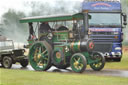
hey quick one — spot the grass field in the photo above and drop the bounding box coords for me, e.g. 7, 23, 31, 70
0, 47, 128, 85
0, 69, 128, 85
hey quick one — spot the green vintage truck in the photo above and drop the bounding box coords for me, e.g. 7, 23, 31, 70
20, 11, 105, 73
0, 36, 28, 68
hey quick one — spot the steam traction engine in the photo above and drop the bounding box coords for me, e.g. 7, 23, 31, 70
20, 12, 105, 73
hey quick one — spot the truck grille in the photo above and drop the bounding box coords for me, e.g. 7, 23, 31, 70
92, 32, 112, 35
13, 49, 24, 56
94, 42, 112, 53
90, 36, 115, 39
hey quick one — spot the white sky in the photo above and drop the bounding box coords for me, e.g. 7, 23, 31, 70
0, 0, 120, 18
0, 0, 84, 18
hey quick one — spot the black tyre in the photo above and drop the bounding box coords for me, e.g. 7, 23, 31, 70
55, 64, 70, 69
70, 53, 87, 73
90, 52, 105, 71
20, 59, 29, 67
113, 58, 121, 62
2, 56, 12, 69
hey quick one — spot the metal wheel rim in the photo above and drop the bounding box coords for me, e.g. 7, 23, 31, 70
53, 51, 62, 63
71, 55, 84, 72
3, 57, 11, 68
29, 42, 49, 71
91, 54, 104, 69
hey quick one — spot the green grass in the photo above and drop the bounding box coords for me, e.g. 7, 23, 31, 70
0, 69, 128, 85
0, 48, 128, 85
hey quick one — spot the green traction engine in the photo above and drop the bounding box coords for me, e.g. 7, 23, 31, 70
20, 11, 105, 73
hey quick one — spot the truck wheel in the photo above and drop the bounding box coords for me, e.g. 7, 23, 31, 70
2, 56, 12, 69
70, 53, 87, 73
20, 59, 28, 67
90, 52, 105, 71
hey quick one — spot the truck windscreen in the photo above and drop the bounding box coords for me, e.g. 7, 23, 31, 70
89, 13, 121, 27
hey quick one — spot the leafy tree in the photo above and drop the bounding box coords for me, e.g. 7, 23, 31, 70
127, 0, 128, 6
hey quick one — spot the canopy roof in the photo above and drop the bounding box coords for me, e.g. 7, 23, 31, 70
20, 13, 91, 23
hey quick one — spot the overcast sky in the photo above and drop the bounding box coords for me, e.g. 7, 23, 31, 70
0, 0, 84, 18
0, 0, 121, 17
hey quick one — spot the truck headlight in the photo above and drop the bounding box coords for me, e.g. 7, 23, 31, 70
115, 47, 121, 50
111, 52, 115, 55
115, 52, 121, 56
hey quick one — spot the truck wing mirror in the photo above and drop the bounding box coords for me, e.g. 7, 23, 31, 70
122, 13, 127, 26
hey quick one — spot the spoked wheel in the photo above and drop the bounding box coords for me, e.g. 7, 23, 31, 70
70, 53, 87, 73
90, 52, 105, 71
2, 56, 12, 69
29, 41, 52, 71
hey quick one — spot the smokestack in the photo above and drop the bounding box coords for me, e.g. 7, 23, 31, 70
83, 10, 89, 39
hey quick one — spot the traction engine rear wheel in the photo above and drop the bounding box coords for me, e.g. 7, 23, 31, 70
70, 53, 87, 73
90, 52, 105, 71
29, 41, 52, 71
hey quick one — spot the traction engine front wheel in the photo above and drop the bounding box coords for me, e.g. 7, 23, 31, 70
70, 53, 87, 73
